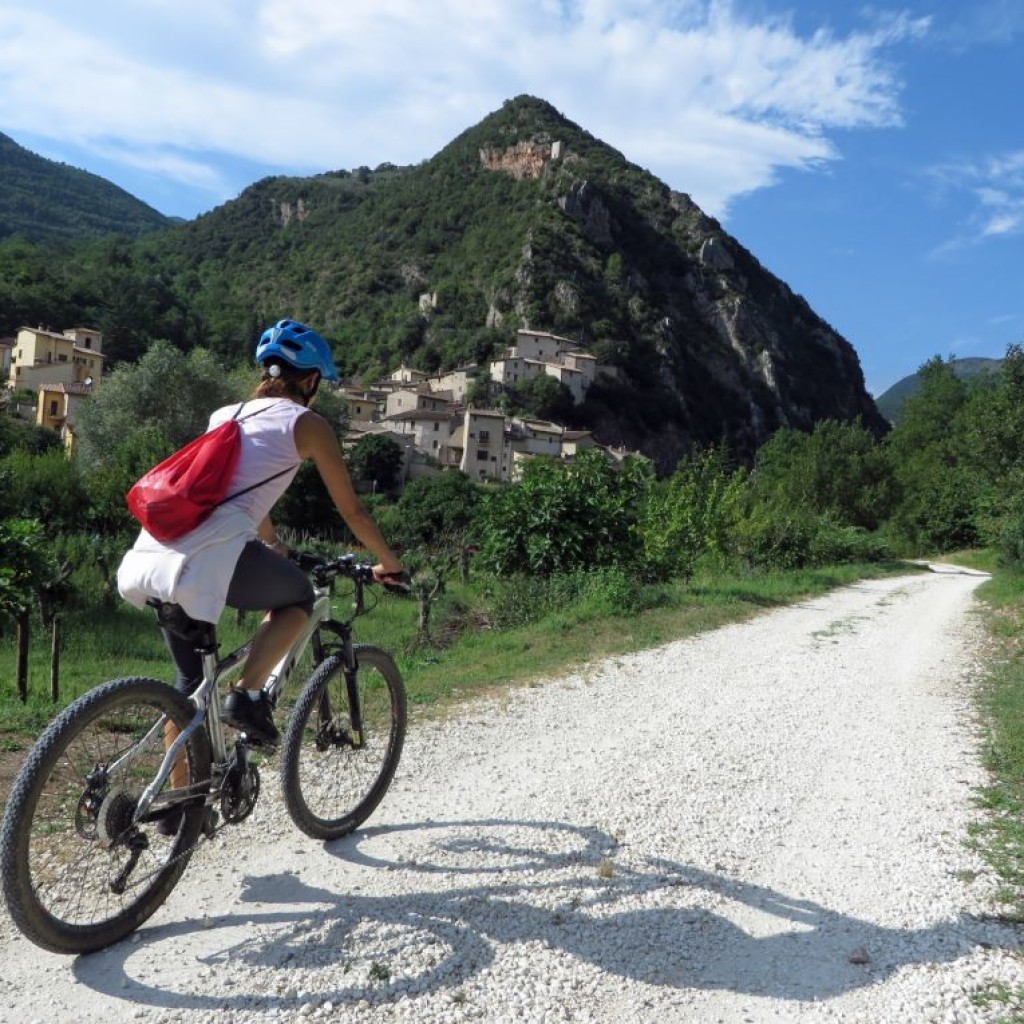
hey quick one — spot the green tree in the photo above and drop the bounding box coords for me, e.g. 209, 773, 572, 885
513, 376, 576, 423
75, 340, 245, 472
961, 344, 1024, 561
347, 434, 405, 494
885, 357, 979, 552
0, 448, 90, 534
81, 422, 171, 534
748, 419, 895, 531
732, 419, 896, 570
640, 448, 745, 579
395, 470, 480, 549
0, 519, 49, 626
0, 413, 62, 459
476, 449, 652, 576
0, 519, 57, 700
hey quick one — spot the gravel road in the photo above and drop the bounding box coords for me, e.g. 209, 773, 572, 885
3, 568, 1024, 1023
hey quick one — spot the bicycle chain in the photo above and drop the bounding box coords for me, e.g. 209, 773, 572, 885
107, 806, 236, 895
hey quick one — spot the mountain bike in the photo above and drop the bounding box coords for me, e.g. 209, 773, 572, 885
0, 553, 408, 955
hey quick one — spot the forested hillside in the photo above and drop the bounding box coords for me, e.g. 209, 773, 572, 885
875, 357, 1003, 424
1, 96, 884, 466
0, 132, 170, 243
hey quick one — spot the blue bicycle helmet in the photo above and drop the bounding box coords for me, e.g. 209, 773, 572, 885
255, 319, 339, 381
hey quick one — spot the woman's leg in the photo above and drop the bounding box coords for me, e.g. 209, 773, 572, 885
226, 541, 316, 691
159, 627, 204, 790
236, 605, 308, 691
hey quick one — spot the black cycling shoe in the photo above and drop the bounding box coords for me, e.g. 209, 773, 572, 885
222, 687, 279, 745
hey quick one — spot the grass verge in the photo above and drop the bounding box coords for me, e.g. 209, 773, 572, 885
1, 560, 916, 738
971, 566, 1024, 914
964, 560, 1024, 1023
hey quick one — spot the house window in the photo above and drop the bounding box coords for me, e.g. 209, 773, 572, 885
49, 401, 58, 416
478, 430, 490, 443
476, 449, 488, 461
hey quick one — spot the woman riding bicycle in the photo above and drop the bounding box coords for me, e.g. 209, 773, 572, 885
117, 318, 405, 746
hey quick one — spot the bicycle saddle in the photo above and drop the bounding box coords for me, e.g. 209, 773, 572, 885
146, 599, 217, 649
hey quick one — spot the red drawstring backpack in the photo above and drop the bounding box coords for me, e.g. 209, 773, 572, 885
126, 403, 293, 542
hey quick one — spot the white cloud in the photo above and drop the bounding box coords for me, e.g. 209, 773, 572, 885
929, 150, 1024, 253
937, 0, 1024, 49
0, 1, 923, 217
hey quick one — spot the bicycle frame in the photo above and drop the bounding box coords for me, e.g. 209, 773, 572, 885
133, 578, 352, 824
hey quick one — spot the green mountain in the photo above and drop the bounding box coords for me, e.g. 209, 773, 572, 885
1, 97, 886, 467
135, 96, 885, 466
875, 357, 1003, 424
0, 131, 171, 243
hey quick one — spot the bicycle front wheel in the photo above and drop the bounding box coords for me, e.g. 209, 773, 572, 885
280, 645, 406, 841
0, 677, 211, 954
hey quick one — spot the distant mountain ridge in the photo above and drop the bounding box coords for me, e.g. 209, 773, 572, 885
0, 131, 170, 243
1, 98, 887, 467
875, 357, 1003, 424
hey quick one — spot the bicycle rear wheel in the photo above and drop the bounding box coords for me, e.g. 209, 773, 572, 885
0, 677, 211, 954
280, 645, 406, 840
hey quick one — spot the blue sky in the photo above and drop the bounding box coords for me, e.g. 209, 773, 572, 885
0, 1, 1021, 397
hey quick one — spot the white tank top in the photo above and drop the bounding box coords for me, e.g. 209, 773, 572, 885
207, 397, 305, 524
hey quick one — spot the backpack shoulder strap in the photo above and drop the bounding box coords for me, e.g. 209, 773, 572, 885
221, 465, 297, 505
235, 399, 288, 424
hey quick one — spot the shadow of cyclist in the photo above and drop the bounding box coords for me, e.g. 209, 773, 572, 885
69, 816, 1022, 1014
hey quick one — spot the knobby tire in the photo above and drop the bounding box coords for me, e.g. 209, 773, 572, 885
280, 645, 406, 841
0, 677, 212, 954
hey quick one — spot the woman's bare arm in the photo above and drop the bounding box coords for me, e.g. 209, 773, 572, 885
293, 410, 403, 574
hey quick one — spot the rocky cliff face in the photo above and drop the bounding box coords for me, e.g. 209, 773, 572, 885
479, 139, 564, 179
669, 192, 886, 445
473, 113, 885, 463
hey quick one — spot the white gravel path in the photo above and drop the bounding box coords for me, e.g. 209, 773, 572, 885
3, 569, 1024, 1023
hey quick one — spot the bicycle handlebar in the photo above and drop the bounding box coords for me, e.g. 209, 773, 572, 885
290, 551, 411, 594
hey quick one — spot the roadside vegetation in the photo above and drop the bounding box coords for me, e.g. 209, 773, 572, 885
971, 564, 1024, 913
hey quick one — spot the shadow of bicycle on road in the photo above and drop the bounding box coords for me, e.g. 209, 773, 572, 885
71, 816, 1023, 1014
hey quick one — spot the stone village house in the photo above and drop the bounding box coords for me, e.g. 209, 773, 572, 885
4, 326, 105, 450
341, 328, 632, 486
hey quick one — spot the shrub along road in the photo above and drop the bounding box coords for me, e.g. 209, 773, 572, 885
2, 569, 1023, 1022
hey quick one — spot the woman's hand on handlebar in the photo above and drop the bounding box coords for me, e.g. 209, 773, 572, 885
373, 566, 411, 593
